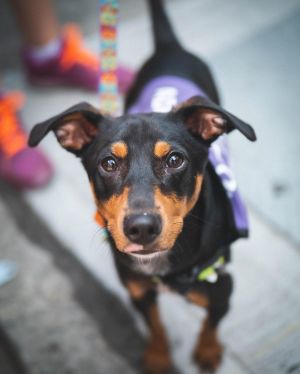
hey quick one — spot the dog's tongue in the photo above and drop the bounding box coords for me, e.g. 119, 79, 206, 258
124, 244, 144, 253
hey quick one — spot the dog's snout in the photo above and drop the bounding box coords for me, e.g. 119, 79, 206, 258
124, 213, 162, 245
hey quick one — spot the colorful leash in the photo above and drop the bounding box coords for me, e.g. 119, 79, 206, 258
96, 0, 119, 237
99, 0, 119, 115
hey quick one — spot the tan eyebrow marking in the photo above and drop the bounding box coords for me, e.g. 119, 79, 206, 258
154, 141, 171, 158
111, 141, 128, 158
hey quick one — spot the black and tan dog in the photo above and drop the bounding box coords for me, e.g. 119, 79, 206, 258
29, 1, 256, 372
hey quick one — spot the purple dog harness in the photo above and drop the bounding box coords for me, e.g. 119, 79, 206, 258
128, 75, 249, 239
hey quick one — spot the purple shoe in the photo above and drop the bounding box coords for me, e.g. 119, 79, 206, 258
0, 92, 53, 189
23, 24, 136, 94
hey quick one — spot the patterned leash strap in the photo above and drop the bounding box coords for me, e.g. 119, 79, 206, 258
99, 0, 119, 115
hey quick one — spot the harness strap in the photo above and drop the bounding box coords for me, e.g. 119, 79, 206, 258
153, 247, 230, 294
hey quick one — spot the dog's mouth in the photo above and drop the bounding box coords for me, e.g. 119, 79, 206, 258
123, 243, 168, 260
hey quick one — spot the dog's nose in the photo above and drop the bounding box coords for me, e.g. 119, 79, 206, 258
124, 213, 162, 245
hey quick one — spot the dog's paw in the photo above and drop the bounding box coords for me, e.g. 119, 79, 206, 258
193, 340, 223, 372
143, 341, 172, 374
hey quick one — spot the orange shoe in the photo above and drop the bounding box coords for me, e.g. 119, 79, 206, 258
23, 24, 135, 93
0, 92, 53, 189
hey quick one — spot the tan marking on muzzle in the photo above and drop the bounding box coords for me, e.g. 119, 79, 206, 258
153, 141, 171, 158
154, 174, 203, 249
90, 181, 130, 249
90, 181, 106, 227
94, 211, 106, 227
111, 141, 128, 158
185, 174, 203, 213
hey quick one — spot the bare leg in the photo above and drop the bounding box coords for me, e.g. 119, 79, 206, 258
9, 0, 59, 46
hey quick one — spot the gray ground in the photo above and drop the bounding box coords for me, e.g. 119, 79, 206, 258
0, 0, 300, 373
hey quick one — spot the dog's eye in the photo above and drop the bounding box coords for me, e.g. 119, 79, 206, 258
101, 157, 118, 172
166, 152, 184, 168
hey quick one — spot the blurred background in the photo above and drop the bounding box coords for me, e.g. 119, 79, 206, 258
0, 0, 299, 373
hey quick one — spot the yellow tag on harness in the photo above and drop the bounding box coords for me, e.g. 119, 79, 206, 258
197, 256, 225, 283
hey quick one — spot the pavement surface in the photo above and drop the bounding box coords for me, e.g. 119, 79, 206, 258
0, 195, 138, 374
0, 0, 300, 373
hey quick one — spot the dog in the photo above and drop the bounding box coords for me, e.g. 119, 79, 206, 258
29, 0, 256, 372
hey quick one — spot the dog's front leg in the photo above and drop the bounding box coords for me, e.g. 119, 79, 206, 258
127, 280, 172, 374
186, 272, 233, 372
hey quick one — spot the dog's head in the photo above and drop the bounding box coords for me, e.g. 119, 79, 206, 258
29, 96, 255, 262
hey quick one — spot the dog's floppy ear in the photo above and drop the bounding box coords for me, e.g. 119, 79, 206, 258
29, 102, 103, 155
172, 96, 256, 143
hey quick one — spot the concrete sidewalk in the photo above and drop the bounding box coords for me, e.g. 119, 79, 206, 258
0, 195, 139, 374
1, 0, 300, 373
